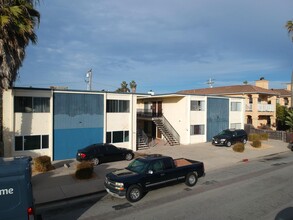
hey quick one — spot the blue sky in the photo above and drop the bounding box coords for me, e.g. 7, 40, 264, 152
16, 0, 293, 93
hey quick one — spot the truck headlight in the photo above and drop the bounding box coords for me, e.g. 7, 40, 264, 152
114, 182, 124, 191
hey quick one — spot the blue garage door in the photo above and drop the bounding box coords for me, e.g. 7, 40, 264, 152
207, 97, 229, 141
53, 93, 104, 160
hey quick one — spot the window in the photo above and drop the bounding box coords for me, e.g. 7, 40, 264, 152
15, 136, 23, 151
106, 131, 129, 143
14, 97, 50, 113
231, 102, 241, 111
106, 100, 129, 112
151, 161, 164, 172
190, 125, 205, 135
42, 135, 49, 149
230, 123, 241, 129
113, 131, 123, 143
15, 135, 49, 151
284, 98, 289, 106
124, 131, 129, 142
24, 136, 40, 150
191, 100, 205, 111
106, 132, 111, 143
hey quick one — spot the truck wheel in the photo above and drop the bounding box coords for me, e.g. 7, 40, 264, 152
185, 172, 198, 187
91, 158, 100, 166
226, 141, 232, 147
125, 153, 134, 161
126, 185, 143, 202
242, 138, 247, 144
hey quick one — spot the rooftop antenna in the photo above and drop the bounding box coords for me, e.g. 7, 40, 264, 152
85, 69, 92, 91
206, 78, 215, 88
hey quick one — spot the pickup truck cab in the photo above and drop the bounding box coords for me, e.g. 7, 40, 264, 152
104, 154, 205, 202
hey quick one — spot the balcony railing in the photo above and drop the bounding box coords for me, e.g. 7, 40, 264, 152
137, 109, 162, 118
245, 104, 275, 112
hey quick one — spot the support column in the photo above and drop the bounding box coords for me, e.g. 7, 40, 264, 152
251, 94, 259, 128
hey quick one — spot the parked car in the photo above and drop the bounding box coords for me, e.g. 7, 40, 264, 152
104, 154, 205, 202
212, 129, 247, 147
76, 143, 134, 165
288, 142, 293, 151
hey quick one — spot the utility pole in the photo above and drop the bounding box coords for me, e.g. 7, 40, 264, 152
291, 71, 293, 109
85, 69, 92, 91
206, 78, 215, 88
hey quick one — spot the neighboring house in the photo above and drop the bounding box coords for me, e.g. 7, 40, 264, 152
136, 94, 245, 148
3, 88, 137, 160
273, 83, 291, 107
178, 79, 279, 130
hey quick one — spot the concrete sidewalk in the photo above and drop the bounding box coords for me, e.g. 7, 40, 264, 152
32, 140, 290, 205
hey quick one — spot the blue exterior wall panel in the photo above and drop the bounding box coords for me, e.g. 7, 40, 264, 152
207, 98, 229, 141
54, 128, 103, 160
53, 93, 104, 160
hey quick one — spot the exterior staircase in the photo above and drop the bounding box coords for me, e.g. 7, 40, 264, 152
137, 129, 149, 150
153, 116, 180, 146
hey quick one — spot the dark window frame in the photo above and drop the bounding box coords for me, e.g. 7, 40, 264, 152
14, 96, 50, 113
190, 125, 205, 135
14, 135, 49, 151
191, 100, 205, 111
106, 100, 130, 113
106, 130, 129, 143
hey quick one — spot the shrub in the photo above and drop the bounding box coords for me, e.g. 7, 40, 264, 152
248, 133, 260, 141
259, 133, 269, 140
252, 140, 262, 148
232, 142, 245, 153
33, 156, 54, 172
75, 161, 94, 179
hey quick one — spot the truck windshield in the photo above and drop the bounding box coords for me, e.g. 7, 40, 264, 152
127, 158, 148, 174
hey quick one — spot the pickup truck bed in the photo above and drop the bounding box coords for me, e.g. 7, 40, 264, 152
105, 154, 205, 202
174, 158, 193, 167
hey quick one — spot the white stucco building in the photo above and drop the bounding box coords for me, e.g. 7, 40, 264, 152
3, 88, 245, 160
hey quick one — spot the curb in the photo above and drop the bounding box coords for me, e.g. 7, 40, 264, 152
35, 190, 106, 211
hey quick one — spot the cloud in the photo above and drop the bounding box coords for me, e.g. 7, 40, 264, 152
17, 0, 293, 93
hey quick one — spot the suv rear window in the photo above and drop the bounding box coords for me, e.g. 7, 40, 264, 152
236, 130, 246, 135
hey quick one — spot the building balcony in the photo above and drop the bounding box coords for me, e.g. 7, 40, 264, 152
245, 104, 275, 112
137, 109, 162, 118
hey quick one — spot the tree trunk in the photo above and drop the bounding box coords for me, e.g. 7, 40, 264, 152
0, 90, 3, 156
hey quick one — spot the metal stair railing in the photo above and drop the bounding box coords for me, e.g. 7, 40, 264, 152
137, 129, 149, 148
160, 115, 180, 144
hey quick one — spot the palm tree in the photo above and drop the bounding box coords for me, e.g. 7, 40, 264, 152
286, 20, 293, 42
0, 0, 40, 155
0, 0, 40, 90
285, 109, 293, 131
129, 80, 137, 93
116, 81, 130, 93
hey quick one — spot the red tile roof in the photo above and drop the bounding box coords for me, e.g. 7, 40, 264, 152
272, 89, 291, 97
178, 85, 280, 96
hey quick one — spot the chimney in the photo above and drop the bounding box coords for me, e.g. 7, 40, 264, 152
255, 77, 269, 89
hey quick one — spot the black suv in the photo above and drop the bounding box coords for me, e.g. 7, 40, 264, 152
212, 129, 247, 147
76, 143, 134, 165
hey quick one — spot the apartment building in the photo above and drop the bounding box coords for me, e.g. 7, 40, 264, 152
3, 88, 137, 160
3, 87, 244, 160
178, 79, 279, 130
